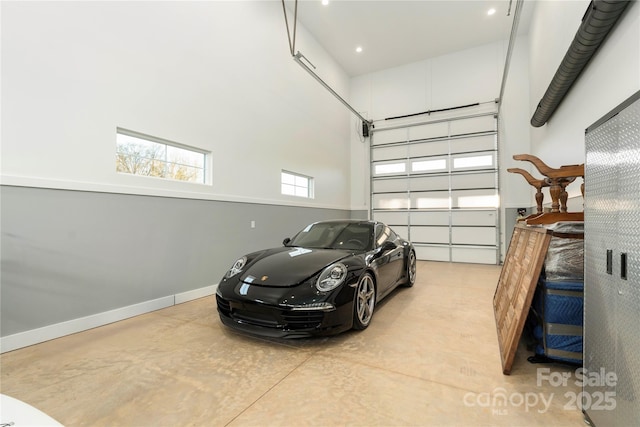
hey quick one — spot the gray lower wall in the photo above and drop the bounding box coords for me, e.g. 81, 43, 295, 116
0, 185, 353, 337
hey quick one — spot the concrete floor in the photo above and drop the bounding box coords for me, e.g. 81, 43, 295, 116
1, 261, 585, 426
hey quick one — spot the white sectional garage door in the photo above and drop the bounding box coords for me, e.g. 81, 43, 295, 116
371, 109, 499, 264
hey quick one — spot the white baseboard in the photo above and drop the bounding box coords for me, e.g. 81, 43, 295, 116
0, 284, 218, 354
175, 284, 217, 304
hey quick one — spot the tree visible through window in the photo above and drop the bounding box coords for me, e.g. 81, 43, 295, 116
116, 129, 208, 184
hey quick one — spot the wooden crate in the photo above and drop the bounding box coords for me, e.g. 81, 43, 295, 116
494, 223, 552, 374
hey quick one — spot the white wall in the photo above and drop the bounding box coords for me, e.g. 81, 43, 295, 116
499, 34, 534, 211
1, 1, 352, 210
527, 0, 640, 203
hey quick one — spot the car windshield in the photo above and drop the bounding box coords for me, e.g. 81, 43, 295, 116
288, 222, 373, 251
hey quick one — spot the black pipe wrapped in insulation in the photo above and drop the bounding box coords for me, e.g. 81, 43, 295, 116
530, 0, 631, 128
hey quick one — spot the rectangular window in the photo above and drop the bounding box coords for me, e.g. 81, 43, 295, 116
412, 159, 447, 172
374, 162, 406, 175
453, 154, 493, 169
116, 128, 208, 184
281, 170, 314, 198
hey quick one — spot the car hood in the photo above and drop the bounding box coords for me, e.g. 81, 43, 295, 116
239, 247, 352, 287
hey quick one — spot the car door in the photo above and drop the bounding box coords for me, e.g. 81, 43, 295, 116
372, 224, 404, 294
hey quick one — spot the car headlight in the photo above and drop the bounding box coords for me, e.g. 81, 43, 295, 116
225, 256, 247, 278
316, 262, 348, 292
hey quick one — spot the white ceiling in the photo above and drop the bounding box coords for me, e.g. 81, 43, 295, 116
284, 0, 528, 77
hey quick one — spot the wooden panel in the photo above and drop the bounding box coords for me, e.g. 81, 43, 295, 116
493, 224, 552, 374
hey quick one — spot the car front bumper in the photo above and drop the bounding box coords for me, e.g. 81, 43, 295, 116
216, 292, 354, 338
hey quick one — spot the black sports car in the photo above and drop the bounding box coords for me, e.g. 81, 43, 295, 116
216, 220, 416, 337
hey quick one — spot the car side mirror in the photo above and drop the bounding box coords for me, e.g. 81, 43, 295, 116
380, 241, 396, 252
283, 237, 291, 246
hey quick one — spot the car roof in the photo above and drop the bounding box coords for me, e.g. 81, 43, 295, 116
310, 219, 378, 226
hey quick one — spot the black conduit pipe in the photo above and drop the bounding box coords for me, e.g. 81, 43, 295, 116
530, 0, 631, 127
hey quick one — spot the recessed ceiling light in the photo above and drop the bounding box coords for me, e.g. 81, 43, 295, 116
355, 46, 363, 53
487, 8, 496, 16
321, 0, 329, 6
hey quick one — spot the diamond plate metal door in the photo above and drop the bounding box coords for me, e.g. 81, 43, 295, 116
613, 96, 640, 426
584, 110, 619, 427
584, 92, 640, 426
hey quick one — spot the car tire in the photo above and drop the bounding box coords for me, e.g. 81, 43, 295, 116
353, 272, 376, 330
403, 250, 417, 287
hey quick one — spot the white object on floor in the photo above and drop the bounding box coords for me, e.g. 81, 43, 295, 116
0, 394, 63, 426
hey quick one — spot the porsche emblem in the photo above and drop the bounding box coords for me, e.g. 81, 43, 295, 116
261, 275, 269, 281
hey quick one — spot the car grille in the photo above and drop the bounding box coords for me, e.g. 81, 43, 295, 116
217, 295, 324, 330
216, 295, 231, 315
282, 311, 324, 329
232, 309, 280, 328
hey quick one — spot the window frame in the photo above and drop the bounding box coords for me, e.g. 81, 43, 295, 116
281, 170, 314, 199
115, 128, 210, 185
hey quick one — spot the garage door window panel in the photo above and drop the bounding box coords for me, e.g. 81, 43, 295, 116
410, 191, 451, 209
415, 245, 450, 262
452, 189, 499, 208
373, 194, 410, 210
410, 211, 450, 226
452, 153, 495, 170
408, 175, 450, 192
374, 211, 409, 226
408, 139, 449, 157
371, 109, 499, 264
372, 145, 408, 162
452, 246, 497, 264
451, 210, 496, 226
451, 226, 497, 245
372, 178, 408, 193
411, 226, 449, 244
449, 134, 496, 154
450, 171, 497, 190
411, 158, 448, 173
449, 115, 496, 135
371, 128, 407, 145
408, 122, 449, 140
373, 161, 407, 176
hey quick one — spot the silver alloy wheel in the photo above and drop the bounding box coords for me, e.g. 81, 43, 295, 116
356, 274, 375, 326
408, 251, 417, 285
